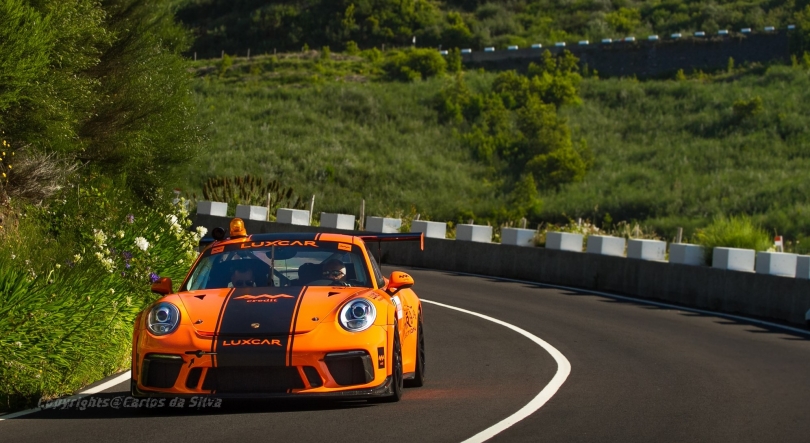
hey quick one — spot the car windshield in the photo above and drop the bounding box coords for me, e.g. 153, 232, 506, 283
183, 241, 373, 290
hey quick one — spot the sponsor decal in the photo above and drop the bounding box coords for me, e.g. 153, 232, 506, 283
250, 323, 260, 329
391, 296, 403, 320
338, 243, 352, 251
222, 338, 282, 347
403, 305, 417, 340
240, 240, 318, 249
211, 246, 224, 254
233, 294, 295, 303
377, 347, 385, 369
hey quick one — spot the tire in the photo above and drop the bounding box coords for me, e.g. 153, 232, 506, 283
404, 318, 425, 388
378, 325, 404, 402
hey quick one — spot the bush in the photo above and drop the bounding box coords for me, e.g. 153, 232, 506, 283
732, 96, 763, 120
0, 175, 204, 412
694, 215, 772, 263
383, 48, 447, 82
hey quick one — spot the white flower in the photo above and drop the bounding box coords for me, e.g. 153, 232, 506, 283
134, 237, 150, 251
166, 214, 178, 225
92, 229, 107, 247
74, 254, 82, 263
55, 264, 61, 269
95, 251, 104, 260
14, 342, 21, 348
117, 230, 125, 239
196, 226, 208, 237
109, 288, 115, 294
10, 254, 15, 260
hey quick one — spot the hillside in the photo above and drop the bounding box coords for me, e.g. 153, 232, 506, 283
183, 51, 810, 243
177, 0, 808, 56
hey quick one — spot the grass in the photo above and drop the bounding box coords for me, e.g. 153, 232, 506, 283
0, 175, 203, 412
184, 53, 810, 246
548, 64, 810, 243
183, 53, 497, 223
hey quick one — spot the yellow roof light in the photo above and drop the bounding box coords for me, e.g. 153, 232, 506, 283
230, 218, 247, 238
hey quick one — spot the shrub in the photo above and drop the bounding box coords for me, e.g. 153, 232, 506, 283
732, 96, 763, 120
694, 215, 772, 263
382, 48, 447, 82
0, 176, 204, 412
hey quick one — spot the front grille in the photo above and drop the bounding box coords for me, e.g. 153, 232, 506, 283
324, 351, 374, 386
186, 367, 203, 389
303, 366, 323, 388
142, 355, 183, 389
202, 367, 304, 393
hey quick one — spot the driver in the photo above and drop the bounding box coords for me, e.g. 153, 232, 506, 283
228, 265, 256, 288
321, 259, 347, 283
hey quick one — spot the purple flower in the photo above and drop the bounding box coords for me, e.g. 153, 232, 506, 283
122, 251, 133, 260
125, 262, 131, 269
126, 214, 135, 224
149, 272, 160, 283
121, 271, 127, 277
110, 247, 117, 256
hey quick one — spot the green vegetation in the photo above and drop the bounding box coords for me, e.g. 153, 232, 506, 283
695, 215, 773, 262
184, 51, 810, 247
0, 174, 203, 411
0, 0, 201, 411
178, 0, 810, 55
184, 52, 499, 224
546, 64, 810, 243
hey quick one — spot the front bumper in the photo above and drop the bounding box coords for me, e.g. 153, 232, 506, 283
132, 323, 392, 398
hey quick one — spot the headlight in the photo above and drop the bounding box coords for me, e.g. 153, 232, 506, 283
338, 299, 376, 332
147, 302, 181, 336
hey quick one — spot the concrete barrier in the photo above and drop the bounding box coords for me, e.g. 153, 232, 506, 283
276, 208, 310, 226
235, 204, 267, 221
713, 247, 755, 272
192, 214, 810, 326
586, 235, 625, 257
627, 239, 666, 261
546, 232, 583, 252
411, 220, 446, 239
366, 216, 401, 233
457, 224, 492, 243
501, 228, 536, 247
796, 256, 810, 279
197, 201, 227, 217
669, 243, 705, 266
320, 213, 355, 230
755, 252, 797, 278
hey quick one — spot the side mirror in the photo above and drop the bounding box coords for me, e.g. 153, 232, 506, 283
386, 272, 414, 295
151, 277, 174, 295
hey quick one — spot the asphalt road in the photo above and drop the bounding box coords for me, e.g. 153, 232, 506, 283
3, 267, 810, 442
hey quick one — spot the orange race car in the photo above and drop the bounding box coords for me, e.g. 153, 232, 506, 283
130, 218, 425, 402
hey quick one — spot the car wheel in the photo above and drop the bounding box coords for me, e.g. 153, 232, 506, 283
378, 326, 404, 402
405, 318, 425, 388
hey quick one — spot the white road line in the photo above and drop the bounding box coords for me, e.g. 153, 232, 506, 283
0, 371, 131, 422
421, 299, 571, 443
424, 269, 810, 337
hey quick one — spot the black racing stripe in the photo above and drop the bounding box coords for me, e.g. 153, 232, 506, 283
214, 287, 302, 367
287, 287, 308, 366
211, 288, 236, 368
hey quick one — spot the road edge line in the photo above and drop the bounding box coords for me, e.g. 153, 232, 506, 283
421, 299, 572, 443
0, 371, 131, 422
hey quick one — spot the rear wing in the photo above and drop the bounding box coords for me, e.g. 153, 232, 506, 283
358, 233, 424, 251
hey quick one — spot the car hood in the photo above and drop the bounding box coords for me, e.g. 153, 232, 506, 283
177, 286, 376, 336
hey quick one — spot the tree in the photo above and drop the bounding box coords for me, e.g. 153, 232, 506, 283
0, 0, 201, 202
